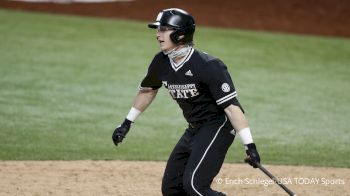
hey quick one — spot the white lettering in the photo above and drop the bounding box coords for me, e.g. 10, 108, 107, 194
188, 89, 199, 97
321, 178, 346, 186
294, 178, 319, 185
175, 89, 184, 98
166, 83, 199, 99
169, 90, 176, 98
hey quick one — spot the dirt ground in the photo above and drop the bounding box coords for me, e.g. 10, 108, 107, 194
0, 160, 349, 196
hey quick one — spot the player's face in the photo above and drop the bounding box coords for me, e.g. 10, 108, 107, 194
156, 26, 177, 52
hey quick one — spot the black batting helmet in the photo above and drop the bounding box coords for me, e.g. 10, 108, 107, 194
148, 8, 195, 44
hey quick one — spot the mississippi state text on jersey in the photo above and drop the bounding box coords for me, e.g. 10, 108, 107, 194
140, 48, 244, 123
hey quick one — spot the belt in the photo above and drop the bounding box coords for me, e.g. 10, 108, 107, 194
189, 119, 208, 129
188, 114, 227, 129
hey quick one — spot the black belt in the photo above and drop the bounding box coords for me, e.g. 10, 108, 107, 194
188, 114, 227, 129
189, 119, 208, 129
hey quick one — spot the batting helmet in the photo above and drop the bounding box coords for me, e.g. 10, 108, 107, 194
148, 8, 195, 44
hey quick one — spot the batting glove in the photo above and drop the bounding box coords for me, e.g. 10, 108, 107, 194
112, 119, 132, 146
244, 143, 261, 168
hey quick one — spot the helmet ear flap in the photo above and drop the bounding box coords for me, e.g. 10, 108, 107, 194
170, 30, 185, 44
170, 31, 179, 44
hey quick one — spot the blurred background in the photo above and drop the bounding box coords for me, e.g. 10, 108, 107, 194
1, 0, 350, 37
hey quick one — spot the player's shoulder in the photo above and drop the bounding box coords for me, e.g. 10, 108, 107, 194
193, 49, 226, 70
149, 51, 168, 68
194, 50, 217, 63
153, 51, 168, 61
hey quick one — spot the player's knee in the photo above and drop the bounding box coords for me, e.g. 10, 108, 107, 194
182, 181, 195, 195
183, 173, 202, 195
183, 173, 224, 196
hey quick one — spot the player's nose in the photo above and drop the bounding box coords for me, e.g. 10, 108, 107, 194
156, 30, 161, 36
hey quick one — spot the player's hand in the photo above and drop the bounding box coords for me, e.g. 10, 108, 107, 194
244, 143, 260, 168
112, 119, 132, 146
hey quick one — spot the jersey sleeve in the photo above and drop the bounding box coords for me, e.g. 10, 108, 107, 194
139, 55, 163, 90
201, 59, 244, 112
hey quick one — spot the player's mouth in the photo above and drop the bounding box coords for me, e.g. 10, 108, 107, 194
157, 37, 164, 43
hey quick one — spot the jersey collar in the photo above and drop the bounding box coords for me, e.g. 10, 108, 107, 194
169, 47, 194, 72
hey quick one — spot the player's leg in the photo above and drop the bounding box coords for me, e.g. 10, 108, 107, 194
183, 116, 234, 196
162, 130, 192, 196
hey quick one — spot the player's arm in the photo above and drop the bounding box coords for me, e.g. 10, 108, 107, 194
132, 88, 159, 113
112, 53, 163, 146
200, 59, 261, 168
112, 88, 158, 146
224, 104, 261, 168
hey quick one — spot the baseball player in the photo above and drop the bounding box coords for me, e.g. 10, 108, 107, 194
112, 8, 261, 196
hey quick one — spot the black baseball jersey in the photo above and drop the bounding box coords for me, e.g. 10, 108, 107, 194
140, 48, 244, 123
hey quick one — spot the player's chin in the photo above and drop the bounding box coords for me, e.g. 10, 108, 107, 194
160, 47, 169, 53
162, 46, 176, 53
159, 42, 171, 50
159, 43, 167, 50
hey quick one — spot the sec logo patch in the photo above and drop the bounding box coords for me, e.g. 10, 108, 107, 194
221, 83, 230, 92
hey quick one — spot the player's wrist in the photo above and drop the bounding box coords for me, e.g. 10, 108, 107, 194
244, 143, 256, 150
121, 118, 132, 127
126, 107, 142, 122
238, 127, 254, 145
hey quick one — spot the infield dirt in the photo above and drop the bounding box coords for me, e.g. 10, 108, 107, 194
0, 160, 349, 196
